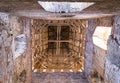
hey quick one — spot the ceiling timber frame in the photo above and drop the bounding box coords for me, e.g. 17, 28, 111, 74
32, 19, 86, 72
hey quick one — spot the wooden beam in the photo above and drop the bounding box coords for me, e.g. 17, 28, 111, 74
48, 40, 72, 42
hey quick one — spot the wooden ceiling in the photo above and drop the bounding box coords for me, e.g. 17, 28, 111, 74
32, 19, 86, 71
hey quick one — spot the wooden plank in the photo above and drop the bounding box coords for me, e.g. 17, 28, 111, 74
48, 40, 72, 42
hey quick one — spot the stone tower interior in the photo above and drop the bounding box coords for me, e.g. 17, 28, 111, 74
0, 0, 120, 83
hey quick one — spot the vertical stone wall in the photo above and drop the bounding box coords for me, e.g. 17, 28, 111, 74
92, 17, 112, 77
0, 14, 32, 83
10, 16, 32, 83
0, 12, 117, 83
24, 17, 32, 83
9, 16, 26, 83
0, 12, 13, 83
84, 19, 97, 83
93, 46, 107, 77
105, 15, 120, 83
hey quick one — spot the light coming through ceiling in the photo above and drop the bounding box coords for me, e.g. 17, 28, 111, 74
38, 1, 94, 13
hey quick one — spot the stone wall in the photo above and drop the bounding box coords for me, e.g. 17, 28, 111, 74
84, 17, 113, 82
0, 13, 32, 83
92, 17, 112, 77
105, 15, 120, 83
93, 46, 107, 77
0, 12, 13, 83
32, 72, 88, 83
10, 16, 32, 83
105, 59, 120, 83
0, 12, 118, 83
84, 19, 97, 83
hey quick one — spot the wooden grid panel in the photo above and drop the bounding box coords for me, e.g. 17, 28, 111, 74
32, 19, 86, 72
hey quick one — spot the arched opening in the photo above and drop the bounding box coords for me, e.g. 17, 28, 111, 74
92, 25, 112, 82
93, 26, 112, 50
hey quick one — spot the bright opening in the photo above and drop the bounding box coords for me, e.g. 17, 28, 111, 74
38, 1, 94, 13
93, 26, 112, 50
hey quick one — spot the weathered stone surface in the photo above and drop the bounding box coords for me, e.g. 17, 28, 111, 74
11, 17, 32, 83
97, 17, 113, 27
0, 12, 13, 83
105, 59, 120, 83
14, 34, 26, 59
32, 72, 88, 83
92, 17, 112, 77
0, 13, 32, 83
1, 1, 120, 19
84, 19, 97, 82
105, 15, 120, 83
0, 11, 119, 83
93, 46, 107, 76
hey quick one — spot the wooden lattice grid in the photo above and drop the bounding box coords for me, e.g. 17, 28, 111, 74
32, 19, 86, 72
